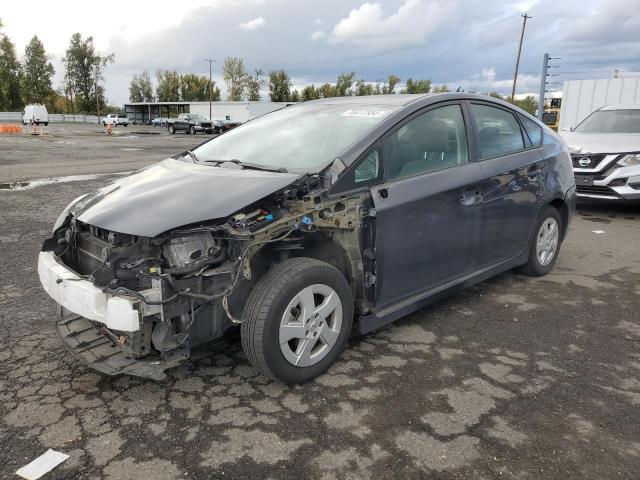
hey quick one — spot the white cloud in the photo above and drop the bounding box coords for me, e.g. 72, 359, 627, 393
482, 68, 496, 81
238, 16, 266, 30
311, 30, 326, 41
329, 0, 456, 51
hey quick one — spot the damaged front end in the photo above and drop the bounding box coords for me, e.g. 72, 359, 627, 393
39, 174, 374, 380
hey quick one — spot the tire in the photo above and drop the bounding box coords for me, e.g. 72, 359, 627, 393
190, 126, 196, 135
168, 125, 175, 134
123, 123, 128, 127
241, 257, 354, 384
44, 122, 48, 126
519, 206, 563, 277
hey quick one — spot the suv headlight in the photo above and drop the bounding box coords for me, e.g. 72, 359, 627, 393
617, 153, 640, 167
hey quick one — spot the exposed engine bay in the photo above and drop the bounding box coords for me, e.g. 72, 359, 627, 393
41, 174, 376, 379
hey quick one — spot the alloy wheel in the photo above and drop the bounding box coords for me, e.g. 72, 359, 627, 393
536, 217, 559, 266
279, 284, 342, 367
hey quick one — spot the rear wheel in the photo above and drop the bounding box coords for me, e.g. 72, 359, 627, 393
519, 206, 562, 276
241, 257, 353, 384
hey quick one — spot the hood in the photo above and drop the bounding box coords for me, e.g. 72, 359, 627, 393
559, 131, 640, 155
73, 158, 300, 237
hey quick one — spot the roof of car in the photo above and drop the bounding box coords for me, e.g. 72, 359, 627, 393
308, 93, 436, 106
600, 103, 640, 111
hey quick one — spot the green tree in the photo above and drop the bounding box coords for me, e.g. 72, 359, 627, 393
290, 89, 300, 102
245, 69, 264, 101
180, 73, 220, 101
268, 69, 291, 102
401, 78, 431, 94
431, 84, 450, 93
512, 95, 537, 115
318, 83, 337, 98
129, 74, 144, 102
138, 71, 154, 102
223, 57, 248, 101
301, 84, 320, 101
354, 79, 374, 96
383, 74, 401, 94
488, 91, 504, 99
21, 36, 54, 105
0, 22, 23, 110
336, 71, 355, 96
63, 33, 113, 113
155, 69, 180, 101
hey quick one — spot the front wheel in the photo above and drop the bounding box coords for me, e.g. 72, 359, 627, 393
241, 257, 353, 384
519, 206, 562, 277
168, 125, 175, 134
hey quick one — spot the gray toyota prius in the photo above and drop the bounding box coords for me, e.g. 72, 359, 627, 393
39, 93, 576, 384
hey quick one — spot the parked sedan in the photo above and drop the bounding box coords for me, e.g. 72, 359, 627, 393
560, 103, 640, 203
38, 93, 575, 384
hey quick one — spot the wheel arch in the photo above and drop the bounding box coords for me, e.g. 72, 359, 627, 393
548, 197, 569, 240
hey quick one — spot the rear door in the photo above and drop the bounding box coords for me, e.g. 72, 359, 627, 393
468, 102, 544, 267
372, 102, 484, 307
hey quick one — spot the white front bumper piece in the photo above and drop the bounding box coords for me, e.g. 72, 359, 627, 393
38, 251, 141, 332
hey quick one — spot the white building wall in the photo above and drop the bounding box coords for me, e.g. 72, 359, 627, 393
188, 102, 290, 123
560, 78, 640, 131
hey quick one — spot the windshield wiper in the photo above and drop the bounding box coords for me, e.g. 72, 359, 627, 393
204, 158, 288, 173
183, 150, 200, 163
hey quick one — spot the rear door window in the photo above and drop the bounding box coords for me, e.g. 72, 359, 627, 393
470, 104, 525, 159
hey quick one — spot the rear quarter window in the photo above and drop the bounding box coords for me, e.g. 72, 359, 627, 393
518, 114, 543, 147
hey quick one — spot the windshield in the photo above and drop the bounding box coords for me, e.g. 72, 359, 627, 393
575, 109, 640, 133
189, 114, 207, 121
192, 103, 398, 171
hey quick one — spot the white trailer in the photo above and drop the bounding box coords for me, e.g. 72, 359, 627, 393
560, 77, 640, 131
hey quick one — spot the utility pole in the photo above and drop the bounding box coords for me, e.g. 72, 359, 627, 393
205, 58, 216, 120
511, 13, 531, 103
538, 53, 549, 120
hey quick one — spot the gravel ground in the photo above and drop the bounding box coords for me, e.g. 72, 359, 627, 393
0, 129, 639, 479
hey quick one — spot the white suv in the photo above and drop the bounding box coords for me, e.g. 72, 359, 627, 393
560, 103, 640, 203
102, 114, 129, 127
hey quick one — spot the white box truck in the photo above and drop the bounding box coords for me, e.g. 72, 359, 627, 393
559, 77, 640, 131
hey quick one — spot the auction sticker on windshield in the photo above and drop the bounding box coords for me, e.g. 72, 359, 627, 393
342, 109, 388, 118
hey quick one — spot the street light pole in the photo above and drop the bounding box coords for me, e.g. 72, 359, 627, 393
511, 13, 531, 103
205, 59, 215, 120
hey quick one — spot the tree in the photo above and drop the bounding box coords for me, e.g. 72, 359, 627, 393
180, 73, 220, 101
129, 74, 144, 102
0, 24, 23, 111
290, 89, 300, 102
63, 33, 113, 113
223, 57, 248, 101
245, 69, 264, 101
21, 36, 54, 104
268, 69, 291, 102
512, 95, 537, 115
301, 85, 320, 101
488, 91, 503, 99
318, 83, 337, 98
401, 78, 431, 94
432, 84, 450, 93
383, 74, 401, 94
336, 72, 355, 96
354, 79, 374, 96
130, 70, 155, 102
155, 69, 180, 101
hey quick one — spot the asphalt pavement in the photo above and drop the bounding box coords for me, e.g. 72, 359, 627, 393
0, 127, 639, 479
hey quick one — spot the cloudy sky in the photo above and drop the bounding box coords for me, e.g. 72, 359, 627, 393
2, 0, 640, 104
